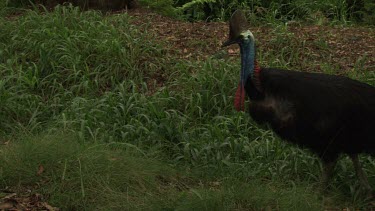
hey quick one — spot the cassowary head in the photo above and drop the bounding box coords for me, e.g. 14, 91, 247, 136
222, 10, 254, 47
222, 10, 258, 111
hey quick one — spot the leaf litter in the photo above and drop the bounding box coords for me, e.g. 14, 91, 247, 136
128, 8, 375, 72
0, 190, 58, 211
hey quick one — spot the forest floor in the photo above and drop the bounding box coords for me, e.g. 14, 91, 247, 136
128, 8, 375, 72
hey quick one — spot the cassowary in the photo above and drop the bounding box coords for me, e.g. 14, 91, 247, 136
222, 10, 375, 193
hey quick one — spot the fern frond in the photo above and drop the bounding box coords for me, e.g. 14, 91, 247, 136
178, 0, 216, 10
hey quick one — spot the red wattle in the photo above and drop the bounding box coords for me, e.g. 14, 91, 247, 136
234, 83, 245, 111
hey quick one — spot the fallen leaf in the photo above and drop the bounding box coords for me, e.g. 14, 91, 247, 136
37, 165, 44, 176
184, 53, 192, 58
42, 202, 57, 211
3, 141, 10, 145
3, 193, 16, 199
109, 157, 119, 161
0, 202, 14, 210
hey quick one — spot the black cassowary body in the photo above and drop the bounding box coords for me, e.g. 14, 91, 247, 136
222, 10, 375, 192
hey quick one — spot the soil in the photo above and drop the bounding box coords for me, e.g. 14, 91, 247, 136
128, 8, 375, 72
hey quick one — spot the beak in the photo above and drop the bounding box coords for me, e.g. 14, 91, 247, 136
221, 39, 238, 48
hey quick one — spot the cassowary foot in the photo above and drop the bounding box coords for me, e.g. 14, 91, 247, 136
350, 154, 373, 196
319, 159, 338, 194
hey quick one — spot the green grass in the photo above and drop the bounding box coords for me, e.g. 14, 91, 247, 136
174, 0, 375, 25
0, 133, 178, 210
0, 133, 323, 210
1, 4, 375, 210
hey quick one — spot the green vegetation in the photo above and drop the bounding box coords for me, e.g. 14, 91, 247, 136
166, 0, 375, 25
1, 134, 324, 210
0, 3, 374, 210
2, 0, 375, 24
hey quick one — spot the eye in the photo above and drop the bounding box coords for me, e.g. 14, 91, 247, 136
241, 35, 250, 39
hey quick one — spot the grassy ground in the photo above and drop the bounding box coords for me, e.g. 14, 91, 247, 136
0, 4, 375, 210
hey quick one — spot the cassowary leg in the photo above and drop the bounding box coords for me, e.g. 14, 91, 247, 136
349, 154, 372, 193
320, 158, 337, 192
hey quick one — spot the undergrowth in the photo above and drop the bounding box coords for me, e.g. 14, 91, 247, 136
0, 5, 375, 210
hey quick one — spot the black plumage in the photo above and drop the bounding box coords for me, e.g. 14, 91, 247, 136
223, 10, 375, 193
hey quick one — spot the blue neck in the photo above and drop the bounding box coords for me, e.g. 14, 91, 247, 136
239, 39, 255, 86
